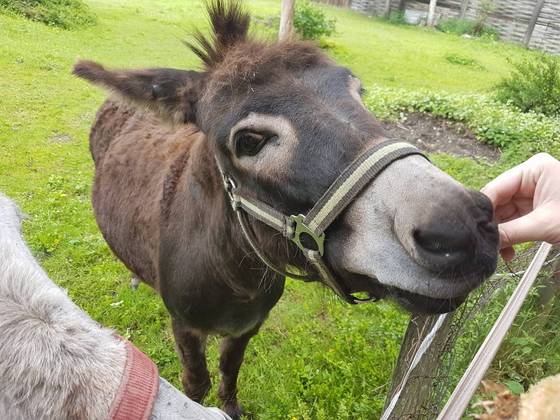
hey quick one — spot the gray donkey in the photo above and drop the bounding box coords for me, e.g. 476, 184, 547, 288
0, 192, 229, 420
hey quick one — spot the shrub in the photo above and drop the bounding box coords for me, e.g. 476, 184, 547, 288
363, 85, 560, 154
436, 18, 498, 39
0, 0, 96, 29
387, 10, 407, 25
437, 18, 476, 36
293, 1, 336, 40
473, 0, 495, 36
494, 54, 560, 117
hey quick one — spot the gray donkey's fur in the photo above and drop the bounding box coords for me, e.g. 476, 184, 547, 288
0, 192, 231, 420
0, 193, 125, 419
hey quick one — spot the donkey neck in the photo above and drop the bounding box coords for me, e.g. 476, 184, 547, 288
159, 133, 291, 303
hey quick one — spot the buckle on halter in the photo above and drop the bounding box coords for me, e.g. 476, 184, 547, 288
223, 175, 237, 204
289, 215, 325, 257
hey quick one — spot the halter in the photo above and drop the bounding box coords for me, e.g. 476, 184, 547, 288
217, 140, 427, 304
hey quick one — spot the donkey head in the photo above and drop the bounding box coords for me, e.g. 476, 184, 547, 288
74, 0, 499, 313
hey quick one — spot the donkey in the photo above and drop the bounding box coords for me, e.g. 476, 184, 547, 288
73, 1, 499, 417
0, 192, 230, 420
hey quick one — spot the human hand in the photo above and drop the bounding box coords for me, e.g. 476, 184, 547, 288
481, 153, 560, 261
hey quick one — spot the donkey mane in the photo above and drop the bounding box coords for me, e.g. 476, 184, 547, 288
188, 0, 331, 93
187, 0, 250, 68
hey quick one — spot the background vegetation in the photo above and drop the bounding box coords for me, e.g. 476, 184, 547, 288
0, 0, 95, 29
495, 54, 560, 117
1, 0, 559, 418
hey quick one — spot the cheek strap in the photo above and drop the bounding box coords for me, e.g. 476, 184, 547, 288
217, 140, 428, 304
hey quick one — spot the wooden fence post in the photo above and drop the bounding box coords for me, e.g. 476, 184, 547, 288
383, 313, 453, 419
383, 0, 393, 18
524, 0, 546, 47
279, 0, 295, 41
459, 0, 469, 19
427, 0, 438, 26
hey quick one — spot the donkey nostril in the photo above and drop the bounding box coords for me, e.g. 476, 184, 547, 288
471, 190, 494, 221
478, 220, 496, 234
413, 227, 471, 261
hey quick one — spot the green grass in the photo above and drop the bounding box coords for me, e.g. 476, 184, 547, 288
1, 0, 558, 418
0, 0, 96, 29
314, 8, 529, 93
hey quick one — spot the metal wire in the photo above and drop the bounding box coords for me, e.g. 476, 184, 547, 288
393, 245, 560, 419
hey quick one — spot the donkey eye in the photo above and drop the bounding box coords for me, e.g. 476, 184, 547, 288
234, 130, 272, 157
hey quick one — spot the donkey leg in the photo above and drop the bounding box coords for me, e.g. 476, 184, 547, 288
218, 325, 261, 419
171, 319, 211, 403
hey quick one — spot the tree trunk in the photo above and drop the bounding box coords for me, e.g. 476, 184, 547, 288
524, 0, 546, 47
279, 0, 295, 42
383, 313, 454, 419
427, 0, 438, 26
398, 0, 407, 11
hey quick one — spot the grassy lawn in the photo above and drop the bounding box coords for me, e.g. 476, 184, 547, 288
0, 0, 557, 418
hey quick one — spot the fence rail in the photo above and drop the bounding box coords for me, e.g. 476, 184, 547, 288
313, 0, 560, 54
382, 245, 560, 419
317, 0, 351, 6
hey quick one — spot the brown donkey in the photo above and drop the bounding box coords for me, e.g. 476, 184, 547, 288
74, 1, 499, 417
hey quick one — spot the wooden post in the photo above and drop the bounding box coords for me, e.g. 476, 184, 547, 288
427, 0, 438, 26
383, 0, 393, 18
383, 313, 454, 419
524, 0, 546, 47
398, 0, 407, 11
459, 0, 469, 19
279, 0, 295, 42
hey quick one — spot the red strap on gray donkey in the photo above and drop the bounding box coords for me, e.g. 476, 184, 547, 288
217, 140, 427, 304
108, 339, 159, 420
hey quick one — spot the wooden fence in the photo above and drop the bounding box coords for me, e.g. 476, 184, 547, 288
316, 0, 560, 54
318, 0, 351, 6
382, 245, 560, 419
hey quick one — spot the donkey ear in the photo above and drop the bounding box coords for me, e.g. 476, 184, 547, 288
73, 60, 205, 124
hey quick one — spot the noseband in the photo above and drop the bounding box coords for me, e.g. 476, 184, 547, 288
217, 140, 426, 304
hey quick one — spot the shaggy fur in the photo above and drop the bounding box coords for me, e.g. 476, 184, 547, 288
518, 374, 560, 419
72, 1, 499, 417
0, 193, 234, 419
0, 193, 126, 420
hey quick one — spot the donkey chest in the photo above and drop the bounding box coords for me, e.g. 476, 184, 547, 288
163, 275, 284, 337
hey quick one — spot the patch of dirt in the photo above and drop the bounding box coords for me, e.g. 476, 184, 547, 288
381, 113, 500, 163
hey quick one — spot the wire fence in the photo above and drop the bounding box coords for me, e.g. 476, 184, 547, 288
384, 245, 560, 419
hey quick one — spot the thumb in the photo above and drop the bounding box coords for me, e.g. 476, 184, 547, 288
498, 209, 547, 248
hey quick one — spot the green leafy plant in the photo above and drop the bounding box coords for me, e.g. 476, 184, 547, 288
293, 1, 336, 40
474, 0, 495, 36
387, 10, 407, 25
0, 0, 96, 29
436, 17, 498, 39
494, 54, 560, 117
364, 86, 560, 154
437, 18, 476, 36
